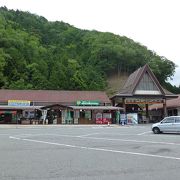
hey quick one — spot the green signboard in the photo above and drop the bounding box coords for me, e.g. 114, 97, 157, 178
76, 100, 100, 106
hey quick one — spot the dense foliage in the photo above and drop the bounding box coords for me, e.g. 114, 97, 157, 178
0, 7, 179, 93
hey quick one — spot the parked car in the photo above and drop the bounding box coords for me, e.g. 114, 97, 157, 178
152, 116, 180, 134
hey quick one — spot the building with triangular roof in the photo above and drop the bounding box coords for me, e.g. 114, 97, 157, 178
111, 64, 178, 123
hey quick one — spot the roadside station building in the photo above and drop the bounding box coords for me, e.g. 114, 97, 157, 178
111, 64, 178, 124
0, 90, 122, 124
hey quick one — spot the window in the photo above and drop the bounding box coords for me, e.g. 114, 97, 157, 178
168, 110, 173, 116
175, 117, 180, 123
173, 109, 178, 116
162, 117, 174, 123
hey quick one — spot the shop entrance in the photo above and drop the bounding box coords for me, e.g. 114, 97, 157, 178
0, 111, 17, 124
41, 104, 74, 124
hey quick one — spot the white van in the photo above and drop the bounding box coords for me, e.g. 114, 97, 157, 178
152, 116, 180, 134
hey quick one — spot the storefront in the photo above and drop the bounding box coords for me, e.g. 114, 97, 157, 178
41, 104, 122, 124
70, 106, 122, 124
40, 104, 74, 124
0, 110, 17, 124
0, 105, 42, 124
0, 90, 122, 124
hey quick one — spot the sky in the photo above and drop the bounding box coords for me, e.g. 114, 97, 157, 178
0, 0, 180, 86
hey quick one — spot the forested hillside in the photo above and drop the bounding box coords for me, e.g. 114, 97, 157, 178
0, 7, 179, 94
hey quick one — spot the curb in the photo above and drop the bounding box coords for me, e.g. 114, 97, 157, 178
0, 124, 121, 129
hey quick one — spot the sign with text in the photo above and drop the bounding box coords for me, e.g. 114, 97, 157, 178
125, 98, 164, 104
102, 113, 112, 124
127, 113, 138, 124
8, 100, 31, 107
96, 113, 103, 124
76, 100, 100, 106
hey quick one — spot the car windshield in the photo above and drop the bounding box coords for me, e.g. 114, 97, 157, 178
162, 117, 174, 123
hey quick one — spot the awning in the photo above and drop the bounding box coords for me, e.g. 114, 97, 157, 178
69, 106, 123, 111
0, 110, 17, 114
0, 105, 43, 110
41, 104, 72, 110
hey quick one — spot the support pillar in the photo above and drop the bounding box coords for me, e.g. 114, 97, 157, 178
163, 98, 167, 118
122, 98, 126, 114
145, 104, 149, 123
145, 104, 149, 118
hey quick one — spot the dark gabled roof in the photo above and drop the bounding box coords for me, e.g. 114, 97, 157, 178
0, 90, 110, 103
118, 65, 142, 95
112, 64, 176, 98
119, 64, 164, 95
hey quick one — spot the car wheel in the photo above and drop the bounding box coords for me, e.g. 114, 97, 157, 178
153, 127, 160, 134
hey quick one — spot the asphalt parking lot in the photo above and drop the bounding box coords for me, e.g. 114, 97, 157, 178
0, 124, 180, 180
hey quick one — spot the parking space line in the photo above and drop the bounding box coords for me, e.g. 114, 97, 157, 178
77, 133, 100, 137
36, 134, 180, 146
9, 136, 180, 161
137, 131, 152, 135
9, 133, 180, 146
9, 136, 20, 140
83, 136, 180, 146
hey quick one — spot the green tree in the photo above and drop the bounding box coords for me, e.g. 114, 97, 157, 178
0, 7, 178, 93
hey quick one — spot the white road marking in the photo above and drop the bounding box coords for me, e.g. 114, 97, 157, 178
9, 136, 180, 161
137, 131, 152, 135
10, 133, 180, 146
92, 127, 103, 129
14, 134, 34, 138
26, 133, 180, 146
83, 136, 180, 146
9, 136, 20, 140
77, 133, 100, 137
